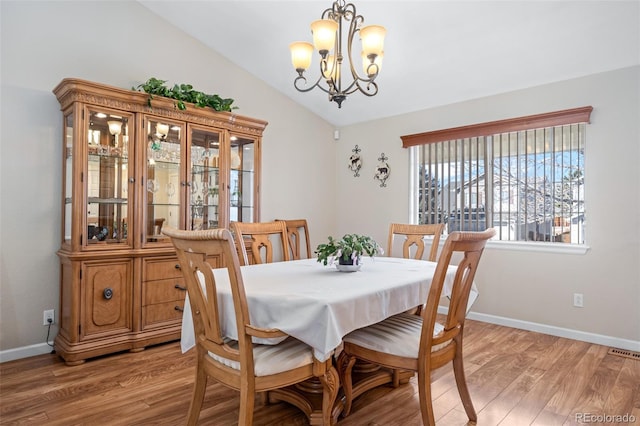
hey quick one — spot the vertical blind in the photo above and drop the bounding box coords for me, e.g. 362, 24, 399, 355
405, 107, 591, 244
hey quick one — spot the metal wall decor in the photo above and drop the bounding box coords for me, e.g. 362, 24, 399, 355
374, 152, 390, 187
348, 145, 362, 177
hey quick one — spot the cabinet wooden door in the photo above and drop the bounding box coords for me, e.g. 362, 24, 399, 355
81, 260, 132, 339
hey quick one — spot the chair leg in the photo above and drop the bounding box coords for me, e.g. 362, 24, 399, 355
452, 344, 477, 423
417, 369, 436, 426
238, 386, 255, 426
338, 352, 357, 416
392, 369, 400, 387
186, 366, 208, 426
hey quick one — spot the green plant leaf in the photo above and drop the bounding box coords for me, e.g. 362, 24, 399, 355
135, 78, 237, 112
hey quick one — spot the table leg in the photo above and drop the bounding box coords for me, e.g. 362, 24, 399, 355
318, 364, 340, 425
268, 359, 343, 425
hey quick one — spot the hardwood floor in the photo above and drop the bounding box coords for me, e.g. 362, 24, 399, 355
1, 320, 638, 425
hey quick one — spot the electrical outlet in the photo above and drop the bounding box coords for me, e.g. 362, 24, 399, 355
573, 293, 584, 308
43, 309, 55, 326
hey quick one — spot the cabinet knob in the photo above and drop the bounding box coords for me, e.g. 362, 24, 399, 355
174, 284, 187, 291
174, 305, 184, 312
174, 264, 181, 270
129, 177, 135, 183
103, 288, 114, 300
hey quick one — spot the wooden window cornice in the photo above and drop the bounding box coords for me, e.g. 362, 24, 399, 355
401, 106, 593, 148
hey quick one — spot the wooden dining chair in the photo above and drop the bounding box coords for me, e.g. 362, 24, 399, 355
339, 229, 496, 425
276, 219, 312, 260
163, 227, 319, 426
231, 221, 291, 266
387, 223, 446, 262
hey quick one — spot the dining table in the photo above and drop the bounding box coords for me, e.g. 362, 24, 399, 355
179, 256, 479, 425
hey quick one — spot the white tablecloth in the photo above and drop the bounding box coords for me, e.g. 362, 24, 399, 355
181, 257, 478, 362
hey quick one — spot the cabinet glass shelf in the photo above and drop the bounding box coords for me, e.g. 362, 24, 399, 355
88, 197, 128, 204
88, 151, 128, 160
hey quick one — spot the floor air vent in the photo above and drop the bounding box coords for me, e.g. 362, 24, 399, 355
608, 347, 640, 360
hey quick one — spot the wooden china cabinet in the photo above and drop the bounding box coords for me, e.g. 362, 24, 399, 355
53, 78, 267, 365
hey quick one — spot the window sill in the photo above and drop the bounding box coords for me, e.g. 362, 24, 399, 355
485, 240, 590, 255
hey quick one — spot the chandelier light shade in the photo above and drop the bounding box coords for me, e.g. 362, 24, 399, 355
289, 0, 386, 108
290, 41, 314, 72
311, 20, 338, 53
360, 25, 386, 57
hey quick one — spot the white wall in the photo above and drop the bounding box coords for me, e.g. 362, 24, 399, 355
0, 1, 336, 355
336, 66, 640, 346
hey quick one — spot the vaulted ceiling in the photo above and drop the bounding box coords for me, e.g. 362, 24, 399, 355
138, 1, 639, 127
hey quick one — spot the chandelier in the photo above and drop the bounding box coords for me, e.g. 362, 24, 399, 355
289, 0, 386, 108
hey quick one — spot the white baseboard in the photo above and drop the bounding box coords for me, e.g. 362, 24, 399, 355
439, 306, 640, 352
0, 342, 55, 363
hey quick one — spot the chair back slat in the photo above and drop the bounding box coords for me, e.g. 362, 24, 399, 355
276, 219, 312, 260
231, 221, 291, 265
387, 223, 445, 262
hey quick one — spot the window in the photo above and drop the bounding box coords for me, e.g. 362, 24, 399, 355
402, 107, 592, 244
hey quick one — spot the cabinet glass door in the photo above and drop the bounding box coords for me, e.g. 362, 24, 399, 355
144, 117, 183, 244
188, 125, 222, 230
229, 135, 257, 224
63, 111, 73, 245
85, 109, 132, 248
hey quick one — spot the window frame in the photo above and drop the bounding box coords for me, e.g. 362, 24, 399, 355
404, 106, 593, 255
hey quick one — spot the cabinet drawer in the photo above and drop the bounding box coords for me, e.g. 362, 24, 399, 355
143, 278, 187, 305
144, 258, 183, 281
142, 300, 184, 328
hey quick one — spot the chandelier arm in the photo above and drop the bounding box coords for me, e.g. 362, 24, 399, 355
293, 74, 332, 95
341, 66, 379, 95
324, 0, 342, 20
321, 6, 334, 19
340, 77, 378, 96
342, 1, 356, 23
345, 11, 368, 83
352, 80, 379, 97
321, 54, 340, 99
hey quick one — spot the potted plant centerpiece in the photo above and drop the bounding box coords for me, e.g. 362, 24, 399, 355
315, 234, 383, 272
